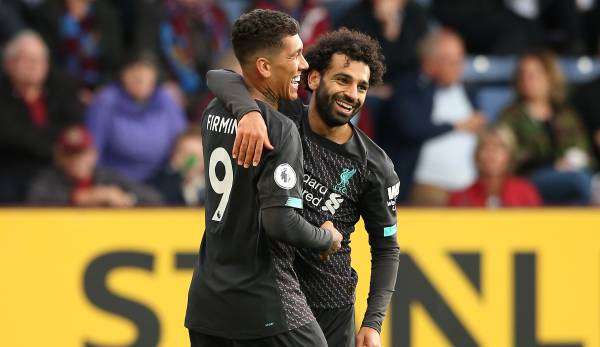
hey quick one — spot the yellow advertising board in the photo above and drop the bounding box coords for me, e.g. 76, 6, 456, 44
0, 209, 599, 347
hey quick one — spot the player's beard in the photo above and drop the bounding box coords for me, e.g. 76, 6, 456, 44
315, 81, 362, 127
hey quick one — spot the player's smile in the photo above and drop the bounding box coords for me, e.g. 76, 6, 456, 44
316, 82, 363, 127
290, 74, 302, 93
333, 95, 359, 117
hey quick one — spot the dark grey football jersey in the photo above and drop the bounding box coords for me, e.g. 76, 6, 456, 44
185, 99, 315, 339
283, 104, 400, 309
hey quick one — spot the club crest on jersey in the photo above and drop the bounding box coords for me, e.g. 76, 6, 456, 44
333, 168, 356, 194
274, 163, 297, 190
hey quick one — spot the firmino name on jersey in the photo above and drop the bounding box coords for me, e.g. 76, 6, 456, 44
205, 114, 237, 135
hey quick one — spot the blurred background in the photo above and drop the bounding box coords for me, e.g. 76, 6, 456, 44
1, 0, 599, 346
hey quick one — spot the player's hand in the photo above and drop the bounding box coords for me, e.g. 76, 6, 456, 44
232, 111, 273, 168
320, 221, 342, 262
355, 326, 381, 347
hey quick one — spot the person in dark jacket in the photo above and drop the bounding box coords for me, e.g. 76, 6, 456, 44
0, 30, 84, 204
336, 0, 431, 144
337, 0, 429, 83
377, 28, 486, 204
432, 0, 583, 55
27, 125, 162, 207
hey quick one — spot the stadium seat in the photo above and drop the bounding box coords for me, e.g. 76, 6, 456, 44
463, 55, 517, 83
476, 86, 515, 122
559, 57, 600, 83
464, 55, 600, 84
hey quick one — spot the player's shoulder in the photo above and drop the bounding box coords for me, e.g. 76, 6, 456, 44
354, 127, 395, 177
205, 97, 226, 113
257, 100, 300, 147
202, 97, 228, 122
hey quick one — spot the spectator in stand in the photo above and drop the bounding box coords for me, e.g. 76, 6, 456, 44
86, 51, 187, 183
337, 0, 429, 83
0, 1, 25, 46
135, 0, 232, 109
499, 50, 594, 205
254, 0, 331, 47
337, 0, 430, 136
449, 127, 541, 207
378, 28, 486, 205
25, 0, 123, 100
27, 125, 162, 207
432, 0, 583, 55
150, 126, 205, 206
108, 0, 146, 48
0, 30, 83, 204
504, 0, 583, 54
432, 0, 530, 54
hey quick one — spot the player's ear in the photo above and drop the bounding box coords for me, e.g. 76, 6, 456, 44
255, 57, 272, 79
308, 70, 320, 90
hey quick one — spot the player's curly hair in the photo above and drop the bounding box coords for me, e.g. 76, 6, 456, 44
232, 9, 300, 66
302, 28, 386, 91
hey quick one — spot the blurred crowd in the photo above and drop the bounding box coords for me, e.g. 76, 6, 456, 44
1, 0, 600, 208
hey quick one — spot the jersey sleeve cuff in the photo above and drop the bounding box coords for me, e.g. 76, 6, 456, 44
360, 321, 382, 334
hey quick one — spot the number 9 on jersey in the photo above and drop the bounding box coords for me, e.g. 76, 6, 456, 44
208, 147, 234, 222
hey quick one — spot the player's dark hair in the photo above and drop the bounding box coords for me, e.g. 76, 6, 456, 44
302, 28, 385, 91
232, 9, 300, 66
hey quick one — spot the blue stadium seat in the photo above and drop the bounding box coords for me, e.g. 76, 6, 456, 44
464, 55, 600, 84
476, 86, 515, 123
559, 57, 600, 83
463, 56, 517, 83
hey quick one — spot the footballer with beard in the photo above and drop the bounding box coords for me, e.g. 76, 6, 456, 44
207, 28, 400, 347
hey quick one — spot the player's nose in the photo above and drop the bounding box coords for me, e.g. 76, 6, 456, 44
299, 53, 308, 71
344, 85, 359, 101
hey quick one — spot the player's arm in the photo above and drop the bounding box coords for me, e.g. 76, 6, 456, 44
256, 118, 342, 255
358, 163, 401, 336
261, 207, 341, 253
206, 69, 260, 121
206, 69, 272, 167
